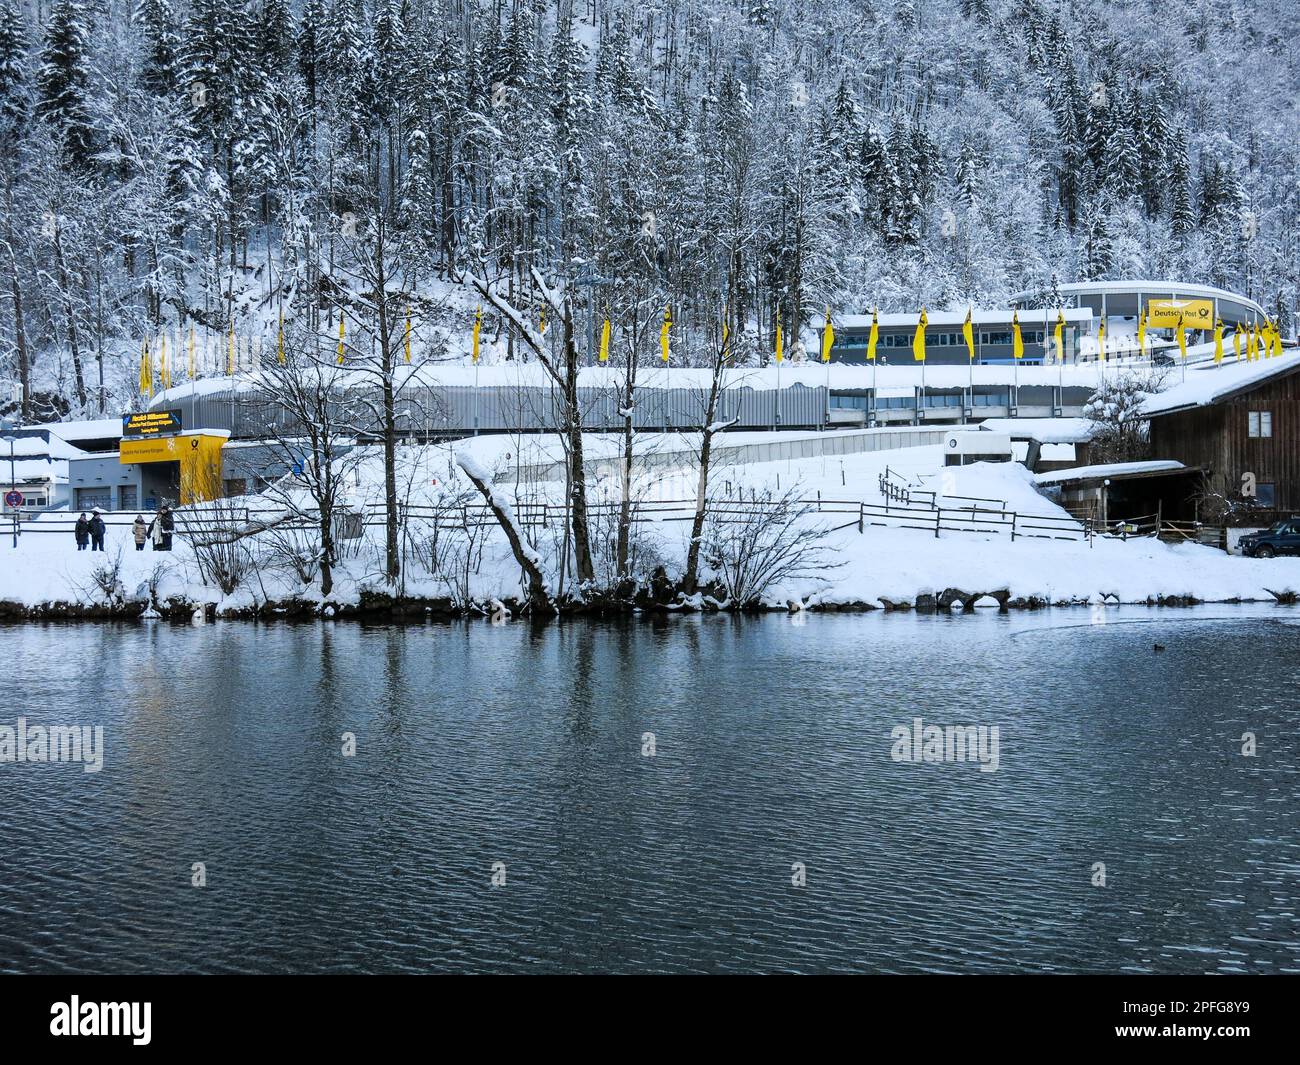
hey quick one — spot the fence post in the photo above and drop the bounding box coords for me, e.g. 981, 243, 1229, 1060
934, 508, 941, 539
1010, 512, 1016, 542
858, 502, 864, 534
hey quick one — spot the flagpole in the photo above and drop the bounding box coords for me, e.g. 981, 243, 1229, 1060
1059, 320, 1064, 394
968, 307, 974, 401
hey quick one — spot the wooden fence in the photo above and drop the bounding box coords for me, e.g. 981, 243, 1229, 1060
17, 494, 1094, 545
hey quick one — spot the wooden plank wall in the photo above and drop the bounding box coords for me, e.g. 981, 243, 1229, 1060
1150, 372, 1300, 511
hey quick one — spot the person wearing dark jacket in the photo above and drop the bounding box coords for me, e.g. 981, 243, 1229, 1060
148, 505, 175, 551
88, 510, 106, 552
75, 513, 90, 550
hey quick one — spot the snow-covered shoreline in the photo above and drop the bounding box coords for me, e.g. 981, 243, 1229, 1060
6, 430, 1297, 621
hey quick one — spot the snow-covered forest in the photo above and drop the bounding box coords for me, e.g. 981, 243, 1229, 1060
0, 0, 1296, 420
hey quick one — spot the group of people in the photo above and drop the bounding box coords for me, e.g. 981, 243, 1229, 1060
74, 505, 175, 552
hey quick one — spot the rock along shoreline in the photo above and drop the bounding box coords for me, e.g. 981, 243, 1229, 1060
1, 586, 1292, 624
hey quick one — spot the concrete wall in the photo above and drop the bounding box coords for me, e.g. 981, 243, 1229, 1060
504, 426, 958, 485
67, 453, 147, 511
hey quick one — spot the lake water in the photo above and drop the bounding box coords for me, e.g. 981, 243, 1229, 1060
1, 607, 1297, 974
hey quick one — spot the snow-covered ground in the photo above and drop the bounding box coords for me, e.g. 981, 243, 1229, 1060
3, 436, 1298, 615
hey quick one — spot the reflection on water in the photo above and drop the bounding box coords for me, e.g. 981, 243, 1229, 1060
0, 606, 1297, 973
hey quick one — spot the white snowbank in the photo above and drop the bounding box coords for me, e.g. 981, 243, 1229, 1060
2, 440, 1298, 611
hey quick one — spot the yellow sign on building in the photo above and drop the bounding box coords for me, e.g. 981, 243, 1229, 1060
1145, 298, 1214, 329
119, 432, 225, 505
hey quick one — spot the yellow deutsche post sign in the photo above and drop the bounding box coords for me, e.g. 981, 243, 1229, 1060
119, 433, 225, 504
1145, 298, 1214, 329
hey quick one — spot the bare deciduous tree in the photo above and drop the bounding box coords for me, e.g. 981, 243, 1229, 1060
253, 325, 365, 599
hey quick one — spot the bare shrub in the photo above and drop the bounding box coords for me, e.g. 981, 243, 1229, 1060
86, 545, 127, 604
261, 525, 322, 585
183, 500, 257, 596
702, 487, 840, 607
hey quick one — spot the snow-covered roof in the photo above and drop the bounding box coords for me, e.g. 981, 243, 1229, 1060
40, 418, 124, 442
149, 360, 1116, 405
836, 307, 1092, 330
977, 417, 1094, 443
1034, 460, 1187, 485
4, 457, 69, 484
1138, 353, 1300, 418
7, 434, 89, 460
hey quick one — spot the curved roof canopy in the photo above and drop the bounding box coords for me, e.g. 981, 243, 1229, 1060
1010, 280, 1266, 319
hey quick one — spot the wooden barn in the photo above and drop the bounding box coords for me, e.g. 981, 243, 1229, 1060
1141, 356, 1300, 516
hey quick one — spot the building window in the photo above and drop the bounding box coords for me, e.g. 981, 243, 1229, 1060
1248, 411, 1273, 438
1257, 483, 1276, 507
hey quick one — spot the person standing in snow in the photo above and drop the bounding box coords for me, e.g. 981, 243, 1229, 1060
74, 513, 90, 551
159, 504, 174, 550
132, 514, 148, 551
148, 504, 174, 551
88, 509, 106, 552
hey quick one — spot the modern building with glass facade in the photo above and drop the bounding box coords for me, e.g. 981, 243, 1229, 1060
1009, 280, 1270, 332
830, 308, 1094, 365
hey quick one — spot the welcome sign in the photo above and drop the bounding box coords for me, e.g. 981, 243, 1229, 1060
122, 409, 183, 438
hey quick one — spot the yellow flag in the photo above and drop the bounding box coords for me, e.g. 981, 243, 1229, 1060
599, 316, 611, 364
1053, 309, 1066, 363
1097, 316, 1107, 363
660, 305, 671, 364
912, 307, 928, 362
187, 325, 196, 379
139, 338, 152, 397
227, 321, 236, 374
539, 304, 547, 335
820, 306, 835, 363
775, 313, 783, 364
866, 308, 879, 363
1247, 323, 1257, 361
472, 305, 482, 364
1213, 317, 1224, 363
1012, 310, 1024, 360
1269, 320, 1281, 358
1176, 313, 1187, 359
160, 334, 170, 390
1233, 327, 1242, 360
962, 307, 975, 362
1136, 307, 1147, 356
720, 313, 729, 363
278, 310, 286, 365
404, 308, 412, 363
336, 313, 346, 365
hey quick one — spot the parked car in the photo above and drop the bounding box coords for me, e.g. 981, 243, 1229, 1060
1239, 520, 1300, 558
1151, 351, 1176, 367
